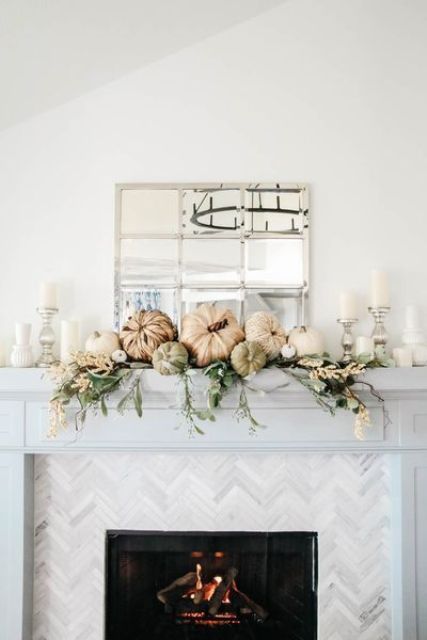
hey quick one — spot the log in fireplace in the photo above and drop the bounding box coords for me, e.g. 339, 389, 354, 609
106, 531, 318, 640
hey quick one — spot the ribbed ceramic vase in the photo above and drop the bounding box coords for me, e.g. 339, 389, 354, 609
11, 345, 34, 368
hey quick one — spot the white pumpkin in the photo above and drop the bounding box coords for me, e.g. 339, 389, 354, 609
111, 349, 128, 363
85, 331, 121, 355
281, 343, 297, 359
288, 326, 324, 356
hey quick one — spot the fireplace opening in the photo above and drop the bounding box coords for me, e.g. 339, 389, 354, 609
105, 531, 318, 640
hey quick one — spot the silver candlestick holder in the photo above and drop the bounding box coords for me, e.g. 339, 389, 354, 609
368, 306, 391, 349
36, 307, 59, 368
337, 319, 358, 363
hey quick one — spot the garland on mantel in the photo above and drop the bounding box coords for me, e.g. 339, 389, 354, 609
48, 348, 391, 441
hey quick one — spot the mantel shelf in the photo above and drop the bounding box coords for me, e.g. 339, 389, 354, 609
0, 366, 425, 453
0, 365, 426, 396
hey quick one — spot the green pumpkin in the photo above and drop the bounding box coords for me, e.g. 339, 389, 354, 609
152, 341, 189, 375
230, 341, 267, 378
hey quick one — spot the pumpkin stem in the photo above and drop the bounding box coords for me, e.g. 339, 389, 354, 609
208, 319, 229, 332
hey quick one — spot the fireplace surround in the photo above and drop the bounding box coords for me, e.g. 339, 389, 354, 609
31, 451, 389, 640
1, 367, 427, 639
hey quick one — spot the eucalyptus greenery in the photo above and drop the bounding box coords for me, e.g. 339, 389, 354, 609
234, 384, 261, 435
48, 352, 143, 437
175, 349, 392, 439
203, 360, 236, 410
48, 346, 391, 441
203, 360, 262, 433
177, 370, 212, 437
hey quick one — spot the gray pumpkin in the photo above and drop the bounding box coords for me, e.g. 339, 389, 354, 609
152, 341, 189, 375
230, 341, 267, 378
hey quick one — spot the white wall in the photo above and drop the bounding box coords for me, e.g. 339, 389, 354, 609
0, 0, 426, 359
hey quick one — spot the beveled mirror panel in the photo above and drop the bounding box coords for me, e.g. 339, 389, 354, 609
182, 239, 241, 286
121, 189, 179, 234
183, 187, 241, 236
115, 183, 309, 330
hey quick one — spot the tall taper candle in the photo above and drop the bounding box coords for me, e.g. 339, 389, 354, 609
371, 270, 389, 307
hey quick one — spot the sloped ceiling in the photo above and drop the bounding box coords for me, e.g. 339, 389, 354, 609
0, 0, 285, 130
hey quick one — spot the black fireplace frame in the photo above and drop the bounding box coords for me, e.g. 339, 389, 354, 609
105, 530, 318, 640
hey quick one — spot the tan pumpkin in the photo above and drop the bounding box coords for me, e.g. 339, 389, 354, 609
180, 304, 244, 367
244, 312, 287, 360
230, 341, 267, 378
120, 309, 177, 362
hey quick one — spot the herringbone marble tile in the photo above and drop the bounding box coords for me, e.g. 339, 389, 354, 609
33, 453, 391, 639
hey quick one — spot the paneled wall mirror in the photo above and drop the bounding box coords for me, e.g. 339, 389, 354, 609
114, 183, 309, 330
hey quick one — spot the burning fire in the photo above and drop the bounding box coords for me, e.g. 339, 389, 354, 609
183, 564, 234, 606
157, 560, 269, 625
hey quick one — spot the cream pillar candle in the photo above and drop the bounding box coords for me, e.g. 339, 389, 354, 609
339, 292, 358, 319
370, 270, 389, 307
393, 346, 413, 367
60, 320, 80, 363
39, 282, 57, 308
355, 336, 374, 357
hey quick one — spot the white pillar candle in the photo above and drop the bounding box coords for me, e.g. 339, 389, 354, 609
355, 336, 375, 357
370, 270, 389, 307
39, 282, 57, 309
412, 344, 427, 366
339, 292, 358, 319
393, 346, 413, 367
405, 304, 420, 330
60, 320, 80, 364
15, 323, 31, 346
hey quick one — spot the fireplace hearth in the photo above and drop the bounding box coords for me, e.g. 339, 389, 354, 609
106, 531, 318, 640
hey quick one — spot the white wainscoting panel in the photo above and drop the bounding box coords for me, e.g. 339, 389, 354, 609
398, 452, 427, 640
0, 401, 24, 447
0, 453, 32, 640
33, 452, 391, 640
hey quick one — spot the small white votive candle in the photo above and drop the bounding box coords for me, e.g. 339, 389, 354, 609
355, 336, 375, 358
393, 346, 413, 367
60, 320, 80, 364
15, 323, 31, 346
39, 282, 57, 309
339, 292, 358, 319
371, 270, 389, 307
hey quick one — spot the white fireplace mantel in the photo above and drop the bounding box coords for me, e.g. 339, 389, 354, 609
0, 367, 427, 639
0, 366, 427, 452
